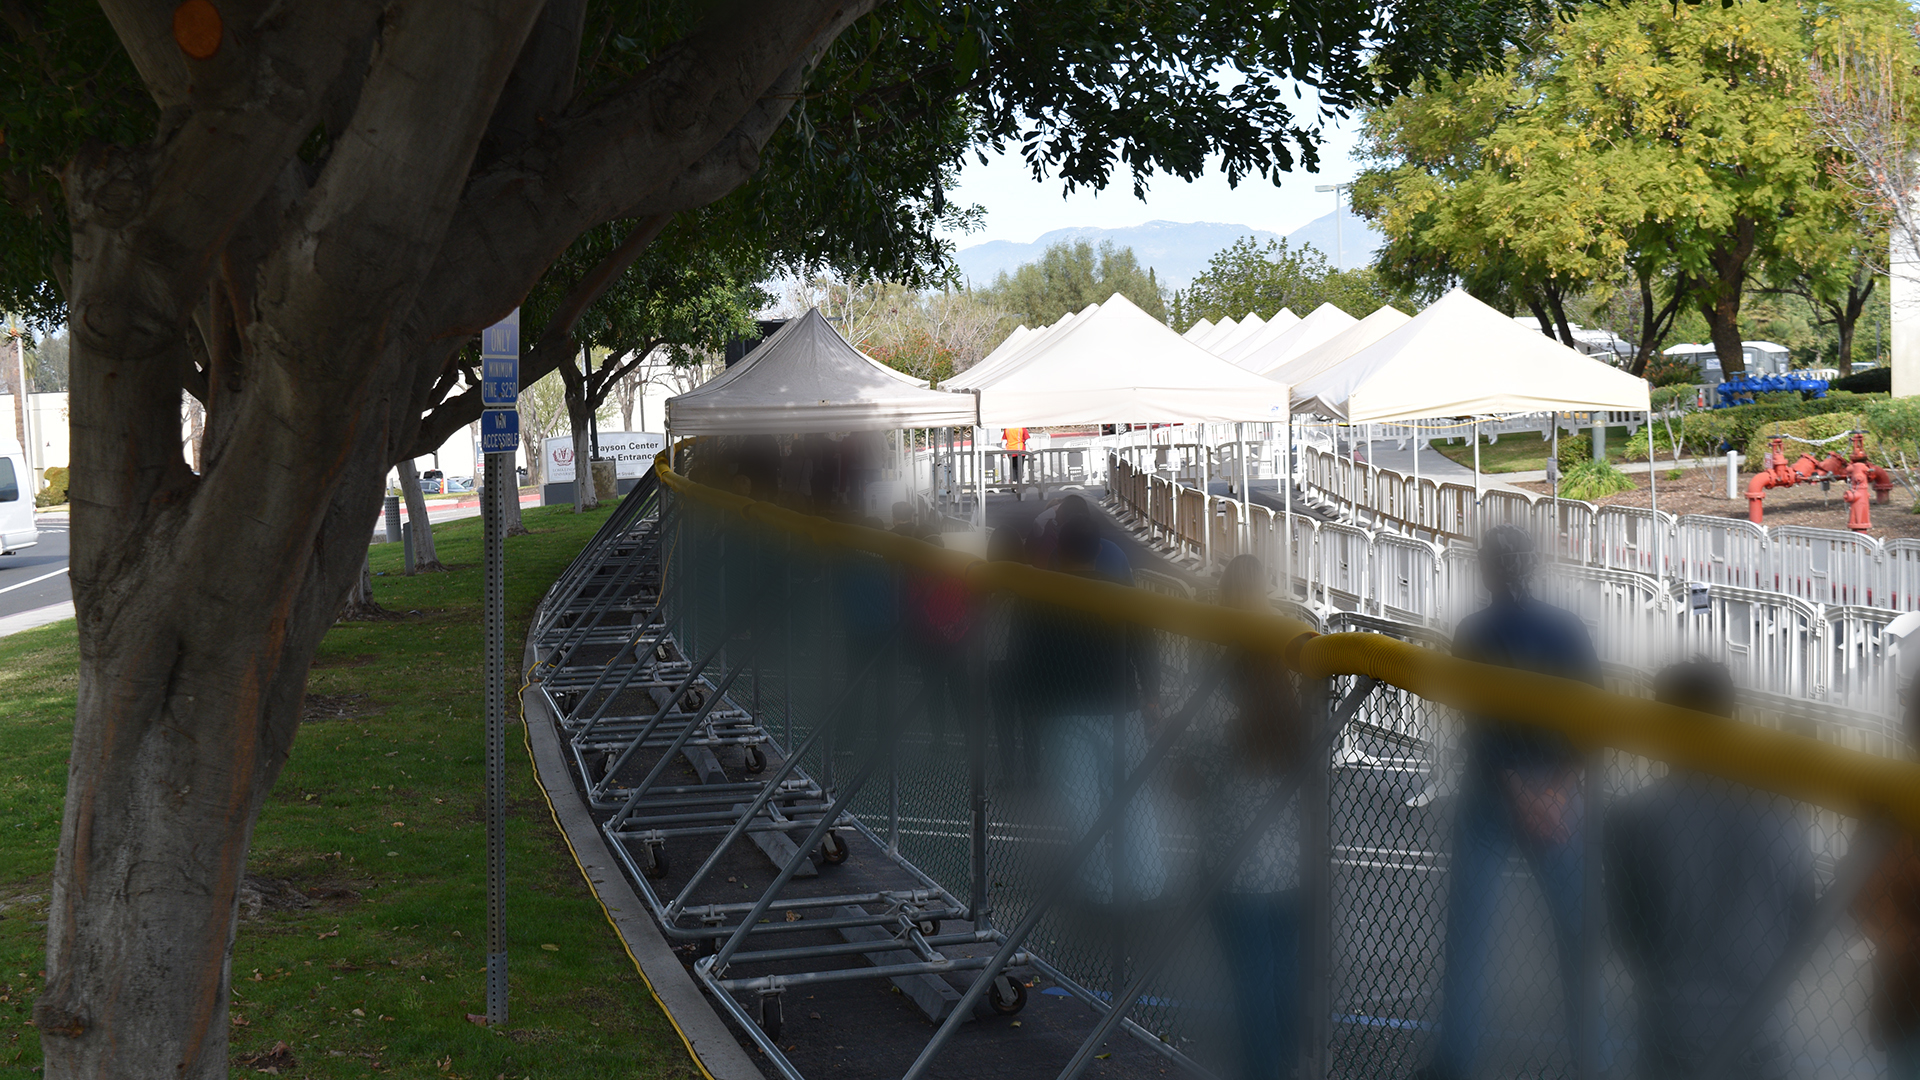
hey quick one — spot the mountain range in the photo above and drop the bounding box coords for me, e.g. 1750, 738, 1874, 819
952, 213, 1385, 290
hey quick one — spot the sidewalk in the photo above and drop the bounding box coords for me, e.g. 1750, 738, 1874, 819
0, 600, 74, 638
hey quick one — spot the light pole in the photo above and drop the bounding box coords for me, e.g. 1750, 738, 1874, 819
1314, 182, 1350, 270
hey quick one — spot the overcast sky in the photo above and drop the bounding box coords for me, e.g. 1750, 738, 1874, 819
942, 116, 1368, 246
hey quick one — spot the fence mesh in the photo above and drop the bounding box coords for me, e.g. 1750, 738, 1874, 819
545, 471, 1920, 1080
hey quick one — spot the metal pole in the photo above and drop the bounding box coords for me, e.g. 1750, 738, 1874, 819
1648, 410, 1660, 581
1236, 421, 1251, 551
483, 451, 509, 1025
1473, 418, 1482, 536
1284, 413, 1294, 586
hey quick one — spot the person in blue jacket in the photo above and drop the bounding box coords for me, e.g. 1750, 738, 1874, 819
1418, 524, 1603, 1080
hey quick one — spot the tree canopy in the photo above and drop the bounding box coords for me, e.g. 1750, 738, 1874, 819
983, 239, 1169, 325
1353, 0, 1904, 376
1169, 236, 1413, 329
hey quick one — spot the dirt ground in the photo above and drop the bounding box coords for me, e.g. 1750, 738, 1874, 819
1511, 465, 1920, 541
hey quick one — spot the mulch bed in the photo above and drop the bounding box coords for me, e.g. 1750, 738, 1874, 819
1512, 465, 1920, 541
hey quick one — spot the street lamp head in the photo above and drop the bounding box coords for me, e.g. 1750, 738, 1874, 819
1314, 184, 1338, 192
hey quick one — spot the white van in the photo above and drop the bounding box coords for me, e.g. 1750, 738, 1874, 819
0, 434, 38, 554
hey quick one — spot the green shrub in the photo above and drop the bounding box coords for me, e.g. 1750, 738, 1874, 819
1676, 392, 1876, 458
1832, 366, 1891, 394
1560, 458, 1636, 500
1646, 354, 1702, 386
1555, 433, 1591, 472
1624, 422, 1684, 462
1741, 412, 1873, 468
34, 465, 67, 507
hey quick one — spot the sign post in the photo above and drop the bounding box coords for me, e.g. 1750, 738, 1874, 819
480, 308, 518, 1026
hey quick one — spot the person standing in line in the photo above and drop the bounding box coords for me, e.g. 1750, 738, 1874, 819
1859, 674, 1920, 1079
1416, 524, 1603, 1080
1606, 659, 1812, 1080
1181, 554, 1305, 1080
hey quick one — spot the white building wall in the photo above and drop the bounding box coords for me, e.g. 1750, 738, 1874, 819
1893, 217, 1920, 397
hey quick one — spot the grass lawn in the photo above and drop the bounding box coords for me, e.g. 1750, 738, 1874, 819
1425, 425, 1635, 474
0, 505, 701, 1079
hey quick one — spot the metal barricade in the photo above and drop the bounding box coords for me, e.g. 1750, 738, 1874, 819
1768, 525, 1884, 609
1823, 604, 1905, 716
1679, 582, 1827, 700
1370, 532, 1443, 626
1313, 521, 1374, 615
1537, 563, 1668, 672
1673, 514, 1770, 590
1594, 505, 1675, 577
1884, 538, 1920, 612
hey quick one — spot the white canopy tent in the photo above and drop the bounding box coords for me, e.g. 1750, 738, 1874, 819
665, 307, 978, 434
1290, 289, 1650, 422
1212, 308, 1315, 366
957, 305, 1092, 389
949, 293, 1290, 544
1197, 313, 1265, 353
1232, 302, 1358, 374
1204, 311, 1279, 356
1192, 316, 1238, 350
1283, 288, 1653, 547
1182, 317, 1216, 342
949, 293, 1291, 425
1264, 305, 1411, 390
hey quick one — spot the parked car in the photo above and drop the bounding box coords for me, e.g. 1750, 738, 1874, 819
0, 434, 38, 555
420, 478, 443, 494
446, 476, 475, 494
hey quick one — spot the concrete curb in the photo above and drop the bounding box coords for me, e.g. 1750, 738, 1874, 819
0, 600, 75, 639
519, 640, 763, 1080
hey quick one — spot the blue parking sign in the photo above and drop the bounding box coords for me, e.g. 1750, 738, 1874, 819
480, 309, 519, 407
481, 408, 519, 453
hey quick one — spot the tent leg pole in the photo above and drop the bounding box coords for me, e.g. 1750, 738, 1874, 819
1284, 414, 1293, 593
1551, 420, 1560, 563
1648, 410, 1659, 581
973, 426, 985, 529
1237, 421, 1251, 554
1473, 418, 1482, 538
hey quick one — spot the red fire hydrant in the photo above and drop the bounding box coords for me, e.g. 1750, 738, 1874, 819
1845, 460, 1873, 531
1747, 431, 1895, 531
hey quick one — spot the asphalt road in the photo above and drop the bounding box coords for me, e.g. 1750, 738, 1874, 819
0, 513, 70, 620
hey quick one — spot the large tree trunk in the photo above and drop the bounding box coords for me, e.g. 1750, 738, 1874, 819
395, 460, 447, 571
560, 360, 598, 513
1629, 267, 1687, 379
1835, 276, 1874, 377
35, 4, 869, 1075
338, 553, 388, 619
1699, 218, 1757, 379
502, 472, 529, 536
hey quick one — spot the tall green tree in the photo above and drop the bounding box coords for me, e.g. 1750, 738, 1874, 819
0, 2, 1560, 1072
1170, 236, 1412, 329
984, 239, 1168, 324
1358, 0, 1902, 377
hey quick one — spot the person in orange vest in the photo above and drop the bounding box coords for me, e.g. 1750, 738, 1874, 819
1004, 426, 1028, 485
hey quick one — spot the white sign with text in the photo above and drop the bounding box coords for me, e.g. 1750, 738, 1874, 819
542, 432, 666, 484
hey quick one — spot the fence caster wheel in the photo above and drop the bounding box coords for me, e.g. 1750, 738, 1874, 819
819, 831, 849, 865
643, 843, 670, 879
988, 974, 1027, 1016
744, 746, 767, 774
915, 919, 940, 937
759, 994, 783, 1042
